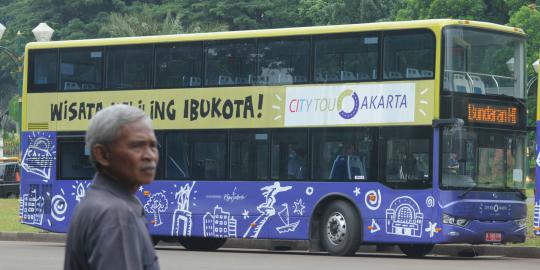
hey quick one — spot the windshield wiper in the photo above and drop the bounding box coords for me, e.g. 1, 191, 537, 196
516, 189, 527, 200
458, 184, 477, 198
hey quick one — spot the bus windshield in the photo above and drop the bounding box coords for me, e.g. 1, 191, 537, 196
441, 126, 526, 191
443, 27, 525, 98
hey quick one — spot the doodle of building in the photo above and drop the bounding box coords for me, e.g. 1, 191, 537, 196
386, 196, 424, 238
534, 202, 540, 236
243, 182, 292, 238
171, 182, 196, 236
203, 205, 237, 238
20, 192, 45, 225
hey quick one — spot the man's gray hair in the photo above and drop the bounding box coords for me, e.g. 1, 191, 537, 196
86, 104, 152, 167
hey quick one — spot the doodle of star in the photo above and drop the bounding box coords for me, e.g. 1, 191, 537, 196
353, 187, 361, 197
425, 221, 438, 238
293, 199, 306, 215
242, 209, 250, 220
138, 186, 144, 192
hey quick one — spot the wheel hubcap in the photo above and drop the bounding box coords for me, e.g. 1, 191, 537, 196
326, 211, 347, 245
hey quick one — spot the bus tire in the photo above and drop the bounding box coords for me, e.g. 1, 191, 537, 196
179, 237, 227, 251
151, 236, 161, 246
320, 200, 362, 256
398, 244, 434, 258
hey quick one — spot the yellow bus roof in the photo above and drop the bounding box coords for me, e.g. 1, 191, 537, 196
26, 19, 524, 50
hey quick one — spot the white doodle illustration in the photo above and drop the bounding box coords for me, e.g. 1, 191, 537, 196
21, 134, 55, 181
138, 186, 144, 192
353, 187, 361, 197
276, 203, 300, 234
242, 209, 250, 220
71, 181, 91, 202
425, 221, 439, 238
369, 219, 381, 233
305, 187, 314, 196
364, 189, 382, 211
203, 205, 238, 238
224, 187, 247, 203
293, 199, 305, 216
534, 201, 540, 236
171, 182, 196, 236
244, 182, 292, 238
426, 196, 435, 208
51, 194, 67, 222
20, 189, 45, 225
386, 196, 424, 238
144, 192, 169, 227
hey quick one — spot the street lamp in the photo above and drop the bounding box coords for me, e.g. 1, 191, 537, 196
0, 22, 54, 158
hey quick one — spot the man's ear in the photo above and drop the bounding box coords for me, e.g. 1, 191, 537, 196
93, 144, 111, 167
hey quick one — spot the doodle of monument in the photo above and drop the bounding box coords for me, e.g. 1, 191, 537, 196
534, 201, 540, 236
275, 203, 300, 234
21, 135, 54, 181
203, 205, 238, 238
144, 193, 169, 227
171, 182, 195, 236
243, 182, 292, 238
386, 196, 424, 238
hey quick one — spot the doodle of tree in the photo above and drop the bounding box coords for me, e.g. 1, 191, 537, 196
144, 193, 169, 226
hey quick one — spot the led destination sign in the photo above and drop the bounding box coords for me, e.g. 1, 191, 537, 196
468, 103, 518, 126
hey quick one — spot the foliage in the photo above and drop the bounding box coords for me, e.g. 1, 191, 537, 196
298, 0, 402, 25
395, 0, 509, 23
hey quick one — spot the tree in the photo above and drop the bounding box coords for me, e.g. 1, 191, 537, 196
144, 193, 169, 226
298, 0, 402, 25
395, 0, 509, 23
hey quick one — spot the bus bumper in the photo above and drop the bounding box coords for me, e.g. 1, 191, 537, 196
439, 220, 526, 244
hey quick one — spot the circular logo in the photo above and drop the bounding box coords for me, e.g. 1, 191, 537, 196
51, 195, 67, 222
426, 196, 435, 208
364, 189, 381, 210
305, 187, 314, 196
338, 90, 359, 119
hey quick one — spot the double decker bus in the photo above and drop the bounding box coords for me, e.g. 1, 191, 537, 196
20, 19, 528, 257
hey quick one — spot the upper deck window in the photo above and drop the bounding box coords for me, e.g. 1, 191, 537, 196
443, 27, 525, 98
28, 49, 58, 92
106, 45, 153, 90
314, 33, 378, 82
383, 30, 435, 80
60, 48, 103, 91
257, 37, 310, 85
155, 42, 202, 88
205, 39, 256, 86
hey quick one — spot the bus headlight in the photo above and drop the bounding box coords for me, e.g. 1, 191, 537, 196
443, 213, 469, 227
514, 218, 526, 228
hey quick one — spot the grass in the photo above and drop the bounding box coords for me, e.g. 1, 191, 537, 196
0, 199, 41, 233
511, 189, 540, 247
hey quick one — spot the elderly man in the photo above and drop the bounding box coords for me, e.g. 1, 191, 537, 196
64, 104, 160, 270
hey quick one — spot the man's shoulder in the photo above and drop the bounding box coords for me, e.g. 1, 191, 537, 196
76, 188, 135, 219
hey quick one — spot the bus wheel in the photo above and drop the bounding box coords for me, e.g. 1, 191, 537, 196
151, 236, 161, 246
179, 237, 227, 251
320, 200, 361, 256
398, 244, 434, 258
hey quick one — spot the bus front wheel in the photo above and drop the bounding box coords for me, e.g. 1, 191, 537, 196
179, 237, 227, 251
398, 244, 434, 258
320, 200, 362, 256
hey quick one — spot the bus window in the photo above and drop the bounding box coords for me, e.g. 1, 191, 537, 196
381, 127, 431, 189
271, 130, 308, 180
28, 49, 58, 92
205, 39, 256, 86
230, 131, 269, 180
191, 133, 227, 179
383, 30, 435, 80
155, 42, 203, 88
257, 37, 310, 85
165, 133, 189, 179
311, 128, 375, 181
314, 33, 378, 83
106, 45, 153, 89
57, 137, 94, 180
60, 48, 103, 91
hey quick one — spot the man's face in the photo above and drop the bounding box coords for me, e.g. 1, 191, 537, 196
105, 119, 158, 189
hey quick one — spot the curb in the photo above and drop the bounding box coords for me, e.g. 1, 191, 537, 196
1, 232, 538, 258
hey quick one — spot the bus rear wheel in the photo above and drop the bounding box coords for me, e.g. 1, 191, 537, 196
179, 237, 227, 251
320, 200, 362, 256
398, 244, 434, 258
